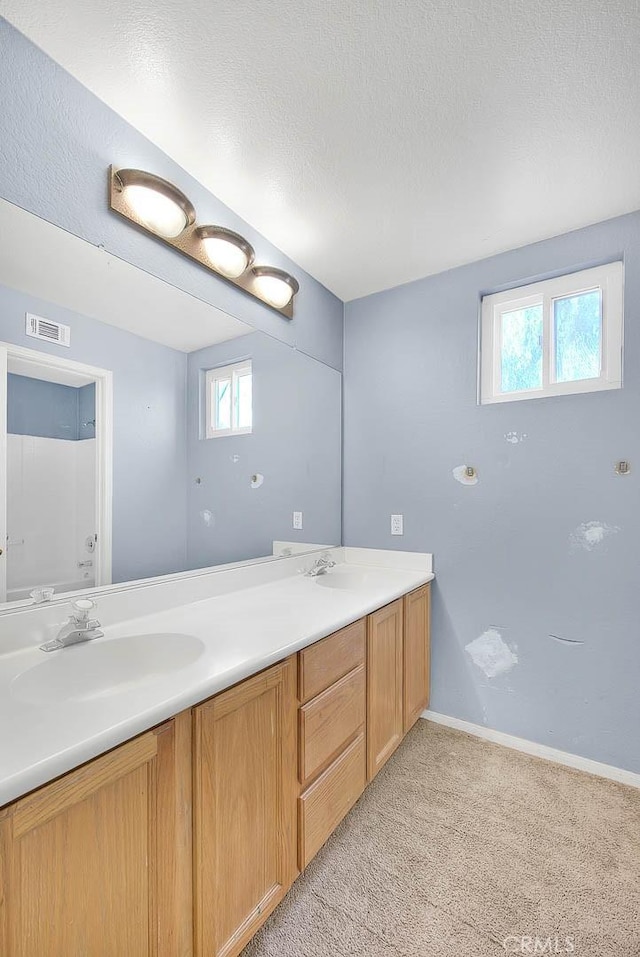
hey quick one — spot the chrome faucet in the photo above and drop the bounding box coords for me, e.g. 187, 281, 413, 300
40, 599, 104, 652
305, 554, 337, 577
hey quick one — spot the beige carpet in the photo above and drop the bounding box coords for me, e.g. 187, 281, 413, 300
242, 721, 640, 957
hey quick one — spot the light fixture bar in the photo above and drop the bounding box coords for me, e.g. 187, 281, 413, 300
108, 166, 297, 318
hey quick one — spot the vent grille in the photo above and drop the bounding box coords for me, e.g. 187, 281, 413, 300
25, 313, 71, 347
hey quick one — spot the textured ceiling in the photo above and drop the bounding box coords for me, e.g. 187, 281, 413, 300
2, 0, 640, 301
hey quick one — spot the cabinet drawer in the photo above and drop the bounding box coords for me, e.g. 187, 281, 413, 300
299, 665, 365, 786
298, 618, 366, 703
298, 732, 366, 869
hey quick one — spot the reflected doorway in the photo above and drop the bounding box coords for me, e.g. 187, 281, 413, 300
0, 343, 112, 603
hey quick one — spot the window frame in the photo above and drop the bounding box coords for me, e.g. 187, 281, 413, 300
479, 262, 623, 404
205, 360, 252, 439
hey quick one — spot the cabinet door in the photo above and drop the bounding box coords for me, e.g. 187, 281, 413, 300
193, 658, 297, 957
403, 583, 431, 732
366, 598, 404, 781
0, 715, 193, 957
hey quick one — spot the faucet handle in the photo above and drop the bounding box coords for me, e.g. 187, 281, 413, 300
71, 598, 96, 622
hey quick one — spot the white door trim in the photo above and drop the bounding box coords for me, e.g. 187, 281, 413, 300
0, 341, 113, 592
422, 709, 640, 790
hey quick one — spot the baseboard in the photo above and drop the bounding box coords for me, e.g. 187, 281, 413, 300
421, 709, 640, 790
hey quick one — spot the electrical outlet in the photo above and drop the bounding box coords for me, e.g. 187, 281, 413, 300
293, 511, 303, 530
391, 513, 404, 536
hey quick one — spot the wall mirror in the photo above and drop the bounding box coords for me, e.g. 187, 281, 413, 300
0, 198, 342, 607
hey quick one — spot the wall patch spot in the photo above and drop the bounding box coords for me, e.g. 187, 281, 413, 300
504, 431, 528, 444
453, 464, 478, 486
200, 509, 214, 527
571, 521, 619, 551
230, 454, 240, 463
465, 628, 518, 678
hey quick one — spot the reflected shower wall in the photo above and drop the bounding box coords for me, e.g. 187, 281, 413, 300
6, 375, 96, 600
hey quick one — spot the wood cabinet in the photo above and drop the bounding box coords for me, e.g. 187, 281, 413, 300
366, 585, 431, 780
366, 598, 404, 781
298, 663, 365, 787
297, 623, 367, 868
298, 732, 366, 868
0, 580, 430, 955
192, 658, 297, 957
403, 583, 431, 732
298, 618, 366, 704
0, 714, 193, 957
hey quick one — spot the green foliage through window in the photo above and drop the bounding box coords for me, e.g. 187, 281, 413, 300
554, 290, 601, 382
481, 262, 622, 404
500, 305, 543, 392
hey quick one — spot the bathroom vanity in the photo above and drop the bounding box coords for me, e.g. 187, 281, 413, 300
0, 550, 431, 957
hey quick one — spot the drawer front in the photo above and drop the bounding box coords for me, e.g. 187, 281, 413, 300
299, 665, 365, 787
298, 732, 366, 869
298, 618, 366, 704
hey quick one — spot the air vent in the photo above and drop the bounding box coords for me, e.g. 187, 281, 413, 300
25, 313, 71, 347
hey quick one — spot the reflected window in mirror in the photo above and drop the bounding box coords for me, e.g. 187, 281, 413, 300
205, 361, 253, 438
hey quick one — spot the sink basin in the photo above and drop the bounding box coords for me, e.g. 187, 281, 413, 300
314, 568, 371, 590
11, 633, 205, 706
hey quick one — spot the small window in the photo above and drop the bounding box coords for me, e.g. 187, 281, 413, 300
480, 262, 623, 404
205, 361, 252, 438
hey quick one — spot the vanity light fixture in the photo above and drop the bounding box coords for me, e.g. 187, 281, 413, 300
251, 266, 300, 309
108, 166, 298, 317
196, 226, 255, 279
112, 168, 196, 239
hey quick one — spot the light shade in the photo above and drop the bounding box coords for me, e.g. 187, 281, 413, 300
114, 169, 196, 239
196, 226, 255, 278
252, 266, 300, 308
109, 167, 298, 316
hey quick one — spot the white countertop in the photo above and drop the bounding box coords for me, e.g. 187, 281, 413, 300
0, 552, 433, 806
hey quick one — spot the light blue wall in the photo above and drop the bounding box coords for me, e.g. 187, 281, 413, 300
187, 332, 342, 568
0, 17, 344, 371
1, 284, 343, 584
8, 374, 95, 440
9, 374, 77, 440
78, 383, 96, 439
344, 210, 640, 775
0, 284, 188, 583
